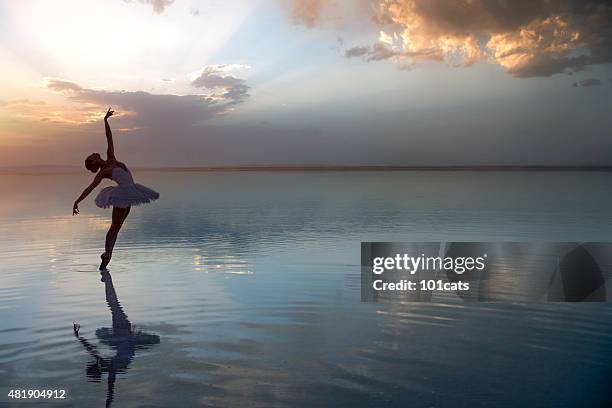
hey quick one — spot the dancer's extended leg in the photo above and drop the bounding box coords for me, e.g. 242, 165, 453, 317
100, 206, 131, 269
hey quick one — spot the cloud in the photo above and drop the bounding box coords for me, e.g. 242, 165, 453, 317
291, 0, 328, 27
289, 0, 374, 27
573, 78, 602, 87
1, 99, 47, 110
0, 98, 101, 125
123, 0, 174, 14
41, 72, 250, 129
363, 43, 399, 61
45, 78, 83, 92
342, 0, 612, 77
190, 65, 251, 105
68, 90, 218, 128
345, 41, 441, 63
344, 45, 370, 58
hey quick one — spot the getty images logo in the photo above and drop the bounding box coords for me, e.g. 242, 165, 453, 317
363, 242, 612, 302
372, 253, 488, 275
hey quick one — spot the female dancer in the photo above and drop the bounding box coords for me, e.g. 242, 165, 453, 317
73, 108, 159, 269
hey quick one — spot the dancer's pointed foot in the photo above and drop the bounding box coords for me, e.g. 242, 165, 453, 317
99, 253, 111, 270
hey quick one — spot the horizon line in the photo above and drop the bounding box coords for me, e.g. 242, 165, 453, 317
2, 164, 612, 175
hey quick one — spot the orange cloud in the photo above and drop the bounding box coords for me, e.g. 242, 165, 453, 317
0, 98, 100, 125
291, 0, 328, 27
343, 0, 612, 77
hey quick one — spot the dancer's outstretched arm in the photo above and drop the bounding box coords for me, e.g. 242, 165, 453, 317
73, 323, 101, 359
73, 172, 105, 215
104, 108, 115, 161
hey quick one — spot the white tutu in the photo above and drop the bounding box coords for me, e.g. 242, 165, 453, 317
94, 167, 160, 208
95, 184, 160, 208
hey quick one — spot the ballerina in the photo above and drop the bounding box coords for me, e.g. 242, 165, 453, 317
73, 108, 159, 269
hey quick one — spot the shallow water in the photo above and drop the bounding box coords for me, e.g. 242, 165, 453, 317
1, 171, 611, 407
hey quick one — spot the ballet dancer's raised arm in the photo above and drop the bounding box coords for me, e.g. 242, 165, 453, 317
104, 108, 116, 162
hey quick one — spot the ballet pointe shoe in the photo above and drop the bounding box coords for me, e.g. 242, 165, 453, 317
100, 252, 111, 270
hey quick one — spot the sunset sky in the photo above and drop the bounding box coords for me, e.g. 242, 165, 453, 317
1, 0, 611, 167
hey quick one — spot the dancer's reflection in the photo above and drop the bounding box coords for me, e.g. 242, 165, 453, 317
73, 271, 160, 407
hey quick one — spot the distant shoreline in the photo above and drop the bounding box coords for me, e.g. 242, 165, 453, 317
139, 165, 612, 173
2, 165, 612, 175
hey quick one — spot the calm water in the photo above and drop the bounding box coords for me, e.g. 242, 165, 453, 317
1, 171, 611, 407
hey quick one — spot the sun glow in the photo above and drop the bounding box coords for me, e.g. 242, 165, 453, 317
0, 0, 260, 141
3, 0, 257, 91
